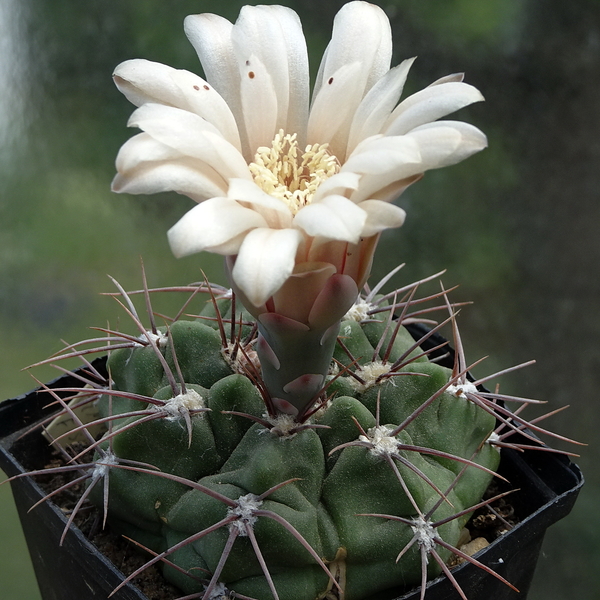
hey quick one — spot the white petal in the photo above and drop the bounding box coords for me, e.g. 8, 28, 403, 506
168, 70, 242, 150
312, 171, 361, 203
232, 5, 309, 144
384, 81, 485, 136
363, 6, 393, 92
313, 1, 392, 99
184, 13, 237, 105
270, 6, 310, 142
184, 13, 249, 156
293, 195, 366, 243
347, 133, 383, 157
344, 136, 422, 203
350, 122, 487, 204
228, 179, 293, 229
307, 61, 364, 157
113, 132, 228, 200
312, 43, 330, 103
358, 199, 406, 236
408, 122, 487, 168
115, 133, 183, 173
233, 228, 303, 306
112, 158, 227, 202
128, 103, 251, 181
114, 59, 243, 152
310, 2, 392, 161
428, 72, 465, 86
233, 5, 290, 123
238, 54, 279, 153
363, 175, 422, 204
167, 197, 267, 257
346, 58, 415, 156
342, 135, 421, 176
113, 59, 183, 107
347, 137, 427, 204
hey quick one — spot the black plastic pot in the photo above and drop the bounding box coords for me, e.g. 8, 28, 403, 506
0, 358, 583, 600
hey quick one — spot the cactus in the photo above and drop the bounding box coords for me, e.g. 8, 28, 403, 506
11, 3, 579, 600
28, 274, 555, 600
86, 283, 505, 600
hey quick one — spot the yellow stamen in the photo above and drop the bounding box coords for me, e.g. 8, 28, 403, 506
249, 130, 340, 214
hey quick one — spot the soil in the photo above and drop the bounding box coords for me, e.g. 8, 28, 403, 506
447, 477, 519, 568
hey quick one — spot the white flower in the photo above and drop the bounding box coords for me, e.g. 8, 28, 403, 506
112, 1, 486, 309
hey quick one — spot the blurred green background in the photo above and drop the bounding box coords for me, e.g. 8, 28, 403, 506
0, 0, 597, 598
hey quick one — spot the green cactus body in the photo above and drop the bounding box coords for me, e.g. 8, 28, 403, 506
93, 308, 500, 600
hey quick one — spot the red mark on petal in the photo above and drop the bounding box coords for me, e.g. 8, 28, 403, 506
193, 85, 200, 91
248, 71, 255, 79
328, 77, 334, 84
203, 85, 210, 90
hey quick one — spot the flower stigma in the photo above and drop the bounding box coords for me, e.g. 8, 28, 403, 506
249, 129, 340, 214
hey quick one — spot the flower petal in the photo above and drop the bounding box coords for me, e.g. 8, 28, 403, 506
228, 179, 293, 229
184, 13, 249, 156
269, 6, 310, 144
384, 81, 485, 136
307, 61, 365, 158
113, 136, 227, 201
310, 1, 392, 160
346, 58, 415, 156
111, 163, 226, 202
312, 171, 361, 203
128, 103, 251, 181
358, 199, 407, 236
361, 174, 422, 204
313, 1, 392, 99
428, 72, 465, 86
342, 135, 421, 176
113, 59, 182, 107
237, 54, 279, 153
184, 13, 238, 108
168, 69, 242, 150
294, 195, 366, 243
232, 5, 309, 145
232, 228, 303, 306
115, 132, 183, 173
167, 197, 267, 258
114, 60, 243, 152
349, 124, 485, 203
342, 135, 422, 201
408, 121, 488, 168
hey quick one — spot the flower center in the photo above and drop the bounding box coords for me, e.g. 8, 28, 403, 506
249, 130, 340, 214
